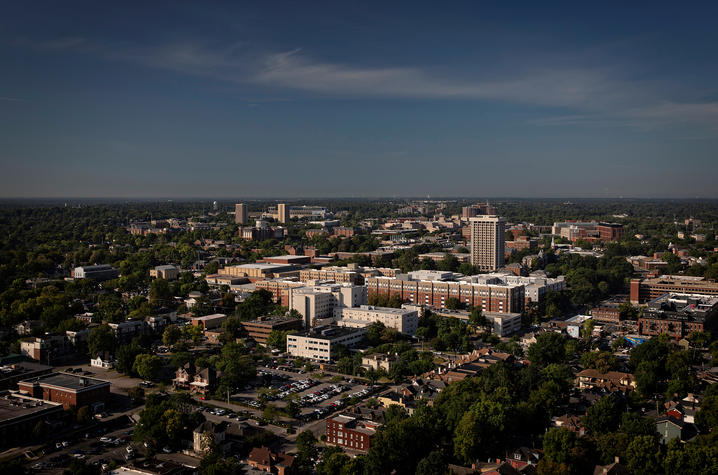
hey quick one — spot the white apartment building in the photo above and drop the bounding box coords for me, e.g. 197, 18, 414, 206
335, 305, 419, 336
289, 283, 367, 327
470, 216, 506, 271
287, 325, 367, 362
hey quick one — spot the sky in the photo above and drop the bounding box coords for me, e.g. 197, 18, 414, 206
1, 1, 718, 199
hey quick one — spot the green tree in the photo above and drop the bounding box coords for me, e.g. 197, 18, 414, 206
542, 427, 578, 465
316, 447, 350, 475
527, 332, 566, 367
266, 330, 292, 352
625, 435, 662, 475
163, 324, 182, 347
295, 430, 317, 474
583, 394, 623, 435
182, 324, 204, 345
415, 451, 447, 475
149, 278, 171, 305
116, 342, 143, 374
216, 343, 256, 395
695, 394, 718, 432
453, 389, 511, 462
132, 353, 163, 381
87, 324, 116, 357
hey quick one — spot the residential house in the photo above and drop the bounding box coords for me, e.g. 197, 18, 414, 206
505, 447, 542, 471
656, 416, 698, 444
90, 355, 114, 369
593, 459, 630, 475
575, 369, 637, 393
14, 320, 42, 336
554, 414, 586, 436
247, 446, 296, 475
172, 363, 218, 396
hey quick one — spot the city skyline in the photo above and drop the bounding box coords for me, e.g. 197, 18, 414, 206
2, 1, 718, 198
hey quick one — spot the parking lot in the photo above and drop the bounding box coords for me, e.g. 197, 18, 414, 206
229, 363, 380, 422
24, 419, 139, 473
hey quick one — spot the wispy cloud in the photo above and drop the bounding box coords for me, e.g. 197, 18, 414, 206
15, 36, 718, 129
15, 36, 87, 50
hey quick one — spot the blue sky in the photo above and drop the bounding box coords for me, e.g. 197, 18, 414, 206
1, 1, 717, 198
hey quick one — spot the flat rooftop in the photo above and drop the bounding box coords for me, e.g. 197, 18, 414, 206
245, 316, 301, 325
191, 313, 227, 321
0, 392, 62, 423
264, 255, 310, 261
345, 305, 416, 315
21, 372, 110, 391
234, 263, 294, 270
0, 362, 52, 379
295, 325, 366, 340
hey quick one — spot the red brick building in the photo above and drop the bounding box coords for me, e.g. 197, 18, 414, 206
591, 305, 622, 324
325, 414, 380, 453
638, 293, 718, 339
366, 276, 524, 313
597, 222, 624, 241
17, 372, 110, 410
630, 276, 718, 304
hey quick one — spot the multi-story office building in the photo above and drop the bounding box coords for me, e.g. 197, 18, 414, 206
459, 272, 565, 305
335, 305, 419, 335
597, 222, 624, 241
325, 414, 380, 453
638, 293, 718, 339
300, 267, 361, 284
242, 316, 304, 344
277, 203, 290, 224
630, 275, 718, 304
219, 263, 299, 281
235, 203, 247, 225
254, 279, 306, 306
470, 216, 506, 271
287, 325, 366, 362
289, 283, 367, 327
366, 274, 525, 314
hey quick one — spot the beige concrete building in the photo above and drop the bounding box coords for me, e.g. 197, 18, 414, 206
287, 325, 366, 362
218, 263, 299, 281
277, 203, 290, 223
470, 215, 506, 271
335, 305, 419, 335
361, 353, 398, 372
288, 283, 367, 327
149, 265, 179, 281
235, 203, 247, 225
